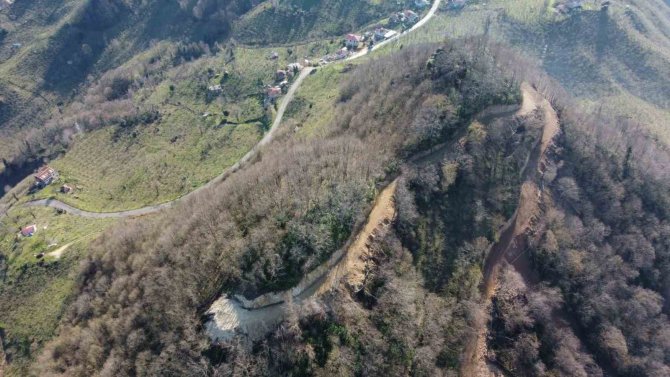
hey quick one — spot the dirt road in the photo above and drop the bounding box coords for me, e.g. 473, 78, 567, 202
205, 181, 398, 341
46, 242, 73, 259
463, 83, 561, 377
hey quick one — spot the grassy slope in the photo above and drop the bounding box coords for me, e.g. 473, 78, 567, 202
20, 40, 349, 212
0, 206, 115, 375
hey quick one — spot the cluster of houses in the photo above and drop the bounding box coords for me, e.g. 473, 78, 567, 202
18, 165, 74, 240
390, 9, 420, 25
265, 62, 305, 105
336, 1, 427, 56
222, 1, 431, 108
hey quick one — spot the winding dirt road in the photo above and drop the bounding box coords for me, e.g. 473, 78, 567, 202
205, 181, 398, 341
23, 0, 441, 219
463, 83, 561, 377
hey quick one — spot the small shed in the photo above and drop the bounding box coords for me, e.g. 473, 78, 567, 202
61, 184, 73, 194
276, 70, 287, 81
208, 84, 222, 92
267, 86, 282, 99
21, 224, 37, 237
374, 28, 387, 41
336, 48, 350, 60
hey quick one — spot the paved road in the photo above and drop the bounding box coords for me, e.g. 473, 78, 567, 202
347, 0, 441, 60
24, 68, 315, 219
24, 0, 441, 219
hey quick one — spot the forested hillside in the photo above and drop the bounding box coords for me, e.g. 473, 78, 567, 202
0, 0, 397, 194
0, 1, 669, 376
31, 40, 522, 376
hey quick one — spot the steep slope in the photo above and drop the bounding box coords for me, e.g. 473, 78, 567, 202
402, 0, 670, 145
31, 41, 520, 376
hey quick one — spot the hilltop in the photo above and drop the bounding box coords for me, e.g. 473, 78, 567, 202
0, 1, 669, 376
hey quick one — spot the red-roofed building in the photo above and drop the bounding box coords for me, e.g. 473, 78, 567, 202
267, 86, 282, 100
21, 224, 37, 237
34, 166, 56, 187
345, 34, 363, 49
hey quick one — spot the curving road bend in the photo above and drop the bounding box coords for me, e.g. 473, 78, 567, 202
23, 0, 441, 219
25, 68, 315, 219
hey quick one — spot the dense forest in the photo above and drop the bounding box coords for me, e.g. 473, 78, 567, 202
30, 40, 524, 375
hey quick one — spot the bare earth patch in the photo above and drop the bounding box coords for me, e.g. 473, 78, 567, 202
465, 82, 561, 377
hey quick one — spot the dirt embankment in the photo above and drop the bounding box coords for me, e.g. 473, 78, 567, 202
463, 83, 561, 377
205, 181, 398, 341
206, 82, 554, 345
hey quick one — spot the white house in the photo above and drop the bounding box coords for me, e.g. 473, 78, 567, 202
345, 34, 363, 49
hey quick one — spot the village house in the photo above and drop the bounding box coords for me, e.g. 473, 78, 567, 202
208, 84, 222, 92
287, 62, 303, 73
403, 10, 419, 23
345, 34, 363, 49
276, 69, 287, 81
34, 166, 56, 187
266, 86, 282, 101
21, 224, 37, 237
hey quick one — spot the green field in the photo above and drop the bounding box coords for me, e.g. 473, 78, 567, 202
0, 206, 115, 277
283, 62, 349, 138
0, 205, 116, 375
22, 42, 345, 212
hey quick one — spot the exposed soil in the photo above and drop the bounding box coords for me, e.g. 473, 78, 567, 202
46, 242, 72, 259
463, 83, 561, 377
205, 181, 398, 341
316, 180, 397, 295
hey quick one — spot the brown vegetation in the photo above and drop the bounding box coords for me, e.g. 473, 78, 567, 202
12, 34, 670, 377
30, 40, 523, 376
